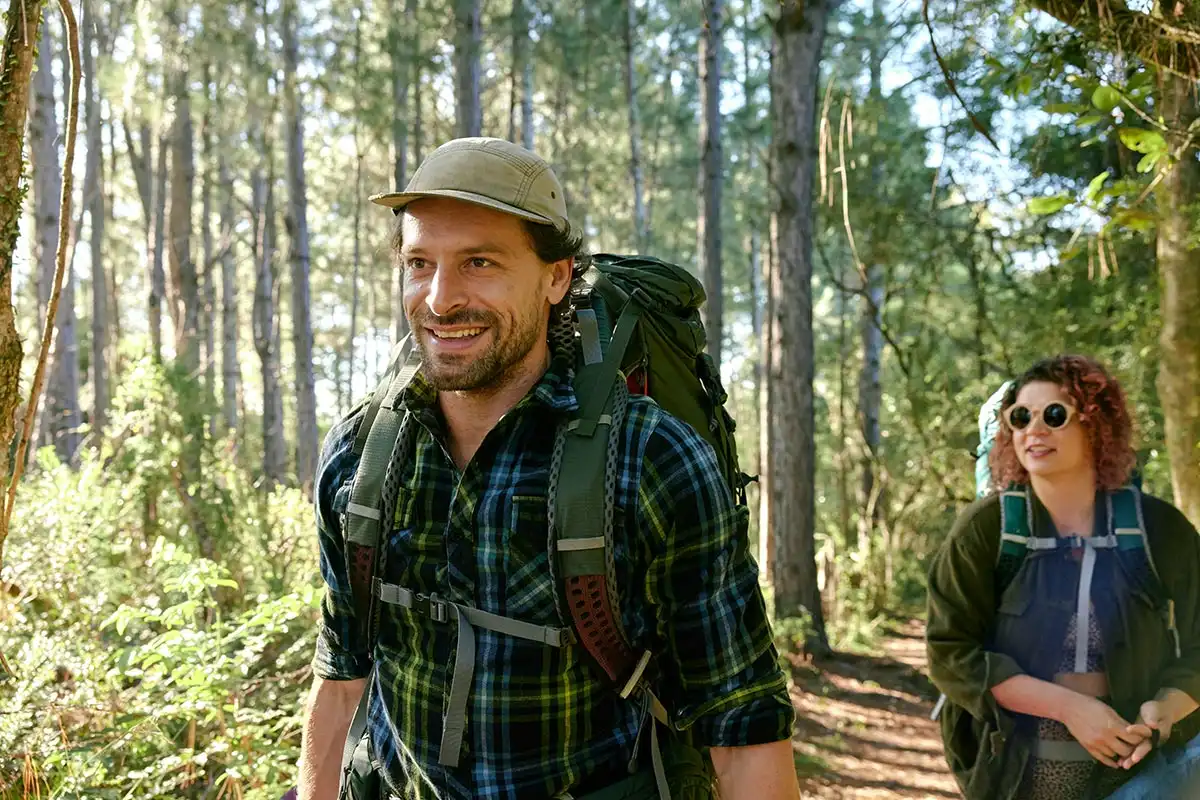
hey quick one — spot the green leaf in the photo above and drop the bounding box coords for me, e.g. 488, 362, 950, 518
1028, 194, 1072, 215
1112, 209, 1157, 232
1137, 151, 1165, 173
1076, 114, 1104, 127
1118, 128, 1167, 154
1045, 103, 1088, 114
1085, 172, 1110, 204
1092, 85, 1121, 112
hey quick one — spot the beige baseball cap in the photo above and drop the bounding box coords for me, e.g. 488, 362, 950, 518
369, 137, 572, 234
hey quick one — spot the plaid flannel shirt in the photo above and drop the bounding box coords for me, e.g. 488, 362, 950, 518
313, 355, 794, 798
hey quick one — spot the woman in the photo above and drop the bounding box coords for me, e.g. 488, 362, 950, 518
927, 354, 1200, 800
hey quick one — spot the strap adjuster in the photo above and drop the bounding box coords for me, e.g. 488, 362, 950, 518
418, 592, 449, 623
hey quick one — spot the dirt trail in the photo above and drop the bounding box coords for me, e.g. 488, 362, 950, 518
789, 619, 960, 799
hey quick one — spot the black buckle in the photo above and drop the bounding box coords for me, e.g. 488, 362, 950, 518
416, 592, 449, 623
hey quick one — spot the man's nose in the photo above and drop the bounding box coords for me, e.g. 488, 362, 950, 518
426, 263, 468, 318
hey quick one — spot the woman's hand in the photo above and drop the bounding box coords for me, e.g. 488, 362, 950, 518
1119, 699, 1176, 769
1061, 694, 1146, 768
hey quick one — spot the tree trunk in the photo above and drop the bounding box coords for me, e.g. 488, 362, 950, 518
151, 129, 167, 363
390, 0, 414, 347
759, 208, 773, 585
31, 11, 80, 465
454, 0, 482, 137
219, 149, 238, 434
167, 58, 199, 374
349, 4, 363, 410
699, 0, 724, 371
622, 0, 648, 251
282, 0, 319, 494
82, 0, 108, 439
1156, 72, 1200, 527
253, 166, 287, 488
0, 0, 49, 493
769, 0, 832, 654
201, 64, 216, 433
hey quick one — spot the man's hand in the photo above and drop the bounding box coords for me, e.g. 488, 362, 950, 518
710, 739, 800, 799
1061, 694, 1145, 768
298, 676, 366, 800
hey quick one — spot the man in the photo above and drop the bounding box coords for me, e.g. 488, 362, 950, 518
297, 137, 799, 799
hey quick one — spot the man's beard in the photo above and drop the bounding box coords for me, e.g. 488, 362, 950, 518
411, 304, 544, 392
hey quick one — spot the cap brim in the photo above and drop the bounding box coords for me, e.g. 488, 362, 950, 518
369, 189, 557, 227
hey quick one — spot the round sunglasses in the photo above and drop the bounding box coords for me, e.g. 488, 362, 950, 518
1003, 401, 1078, 431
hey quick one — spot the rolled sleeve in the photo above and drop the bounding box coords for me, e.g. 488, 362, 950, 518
637, 414, 795, 748
311, 411, 372, 681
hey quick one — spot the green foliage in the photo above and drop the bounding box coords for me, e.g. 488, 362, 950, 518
1, 358, 317, 797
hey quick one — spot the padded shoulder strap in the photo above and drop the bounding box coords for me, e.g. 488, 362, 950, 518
344, 341, 422, 634
553, 292, 650, 689
998, 489, 1032, 561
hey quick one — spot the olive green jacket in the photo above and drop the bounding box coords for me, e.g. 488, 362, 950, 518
925, 492, 1200, 800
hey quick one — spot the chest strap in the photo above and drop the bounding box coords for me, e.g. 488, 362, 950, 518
373, 579, 573, 767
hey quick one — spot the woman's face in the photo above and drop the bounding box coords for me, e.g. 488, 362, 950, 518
1010, 380, 1093, 482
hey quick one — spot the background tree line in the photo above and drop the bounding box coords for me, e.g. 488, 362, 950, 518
1, 0, 1198, 793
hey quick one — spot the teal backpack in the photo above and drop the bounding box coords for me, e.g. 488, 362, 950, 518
336, 254, 747, 800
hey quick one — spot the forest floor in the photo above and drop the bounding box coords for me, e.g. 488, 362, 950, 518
788, 618, 961, 799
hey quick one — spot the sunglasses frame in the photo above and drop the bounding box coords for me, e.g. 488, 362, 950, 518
1003, 401, 1079, 432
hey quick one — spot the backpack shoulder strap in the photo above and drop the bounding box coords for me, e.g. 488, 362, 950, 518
1107, 485, 1181, 658
552, 290, 650, 692
344, 338, 421, 639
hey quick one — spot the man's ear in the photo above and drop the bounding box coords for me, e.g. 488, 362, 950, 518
547, 256, 574, 306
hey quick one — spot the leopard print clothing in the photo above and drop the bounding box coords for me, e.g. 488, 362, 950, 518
1017, 609, 1113, 800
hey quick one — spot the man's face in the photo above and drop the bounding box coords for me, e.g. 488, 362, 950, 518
399, 197, 572, 393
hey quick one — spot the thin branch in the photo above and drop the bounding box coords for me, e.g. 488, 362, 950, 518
6, 0, 81, 532
922, 0, 1004, 154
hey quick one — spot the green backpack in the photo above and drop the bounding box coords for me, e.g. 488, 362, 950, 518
337, 253, 747, 800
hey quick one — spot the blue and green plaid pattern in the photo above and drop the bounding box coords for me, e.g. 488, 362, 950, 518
312, 356, 794, 798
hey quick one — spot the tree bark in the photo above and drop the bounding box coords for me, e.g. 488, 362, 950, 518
769, 0, 832, 653
454, 0, 482, 137
31, 11, 79, 464
253, 169, 286, 488
622, 0, 648, 251
167, 48, 198, 375
390, 0, 414, 347
858, 0, 885, 607
219, 148, 237, 434
699, 0, 724, 371
0, 0, 49, 496
82, 0, 108, 439
201, 64, 216, 433
282, 0, 319, 494
151, 128, 167, 363
1156, 72, 1200, 526
349, 4, 363, 411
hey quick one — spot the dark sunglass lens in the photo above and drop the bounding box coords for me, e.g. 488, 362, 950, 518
1044, 403, 1069, 428
1010, 406, 1032, 429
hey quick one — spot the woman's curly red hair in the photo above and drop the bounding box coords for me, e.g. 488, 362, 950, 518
989, 354, 1136, 492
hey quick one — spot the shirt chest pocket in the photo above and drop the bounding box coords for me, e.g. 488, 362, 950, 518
502, 494, 562, 627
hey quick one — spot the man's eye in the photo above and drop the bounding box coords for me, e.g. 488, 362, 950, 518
469, 257, 492, 269
406, 258, 428, 271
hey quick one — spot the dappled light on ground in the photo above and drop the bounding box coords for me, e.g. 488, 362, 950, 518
790, 619, 958, 799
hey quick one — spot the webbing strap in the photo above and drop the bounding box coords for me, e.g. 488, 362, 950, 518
440, 605, 475, 767
1075, 543, 1098, 672
649, 718, 671, 800
573, 297, 643, 438
1035, 738, 1093, 762
374, 581, 572, 646
576, 307, 605, 366
373, 580, 572, 767
340, 675, 374, 788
